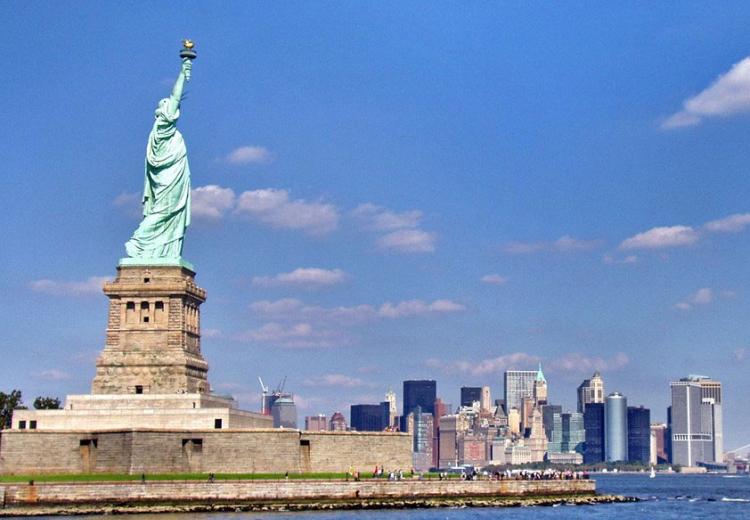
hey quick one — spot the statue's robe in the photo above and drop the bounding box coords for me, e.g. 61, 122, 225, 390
125, 99, 191, 260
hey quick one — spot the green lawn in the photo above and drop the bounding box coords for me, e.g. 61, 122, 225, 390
0, 471, 456, 483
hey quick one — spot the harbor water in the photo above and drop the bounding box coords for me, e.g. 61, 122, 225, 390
31, 473, 750, 519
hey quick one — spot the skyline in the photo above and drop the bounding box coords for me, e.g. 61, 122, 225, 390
2, 3, 750, 450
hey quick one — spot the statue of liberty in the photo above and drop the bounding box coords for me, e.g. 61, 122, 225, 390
124, 42, 196, 265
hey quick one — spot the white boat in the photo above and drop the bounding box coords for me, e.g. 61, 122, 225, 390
649, 466, 656, 478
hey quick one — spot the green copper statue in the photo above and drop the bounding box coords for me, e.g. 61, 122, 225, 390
123, 42, 196, 265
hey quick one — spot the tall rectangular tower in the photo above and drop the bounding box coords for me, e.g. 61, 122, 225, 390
627, 406, 651, 463
503, 370, 536, 412
403, 380, 437, 416
460, 386, 482, 408
670, 378, 713, 466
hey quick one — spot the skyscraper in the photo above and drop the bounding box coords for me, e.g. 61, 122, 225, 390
460, 387, 482, 408
534, 364, 548, 405
525, 406, 548, 462
548, 411, 585, 455
385, 389, 398, 428
403, 380, 437, 416
304, 414, 327, 431
350, 403, 389, 432
504, 370, 536, 414
564, 412, 586, 455
627, 406, 650, 464
329, 411, 346, 431
407, 406, 434, 471
670, 376, 720, 466
542, 404, 563, 442
650, 423, 668, 464
697, 377, 723, 463
577, 371, 604, 413
480, 386, 492, 412
271, 396, 297, 429
433, 398, 450, 467
583, 402, 605, 464
605, 392, 628, 462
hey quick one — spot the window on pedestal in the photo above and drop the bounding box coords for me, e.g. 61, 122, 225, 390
126, 301, 136, 324
140, 301, 150, 323
135, 385, 144, 394
155, 301, 165, 323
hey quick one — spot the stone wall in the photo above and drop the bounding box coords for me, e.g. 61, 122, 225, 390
0, 429, 411, 475
12, 405, 272, 431
0, 479, 595, 507
300, 431, 412, 473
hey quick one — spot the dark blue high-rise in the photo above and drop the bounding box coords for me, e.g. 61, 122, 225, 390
403, 380, 437, 417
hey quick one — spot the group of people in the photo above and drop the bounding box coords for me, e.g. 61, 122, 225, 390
493, 469, 589, 480
369, 465, 410, 480
349, 466, 590, 482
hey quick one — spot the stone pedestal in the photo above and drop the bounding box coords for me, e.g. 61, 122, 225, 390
92, 265, 210, 395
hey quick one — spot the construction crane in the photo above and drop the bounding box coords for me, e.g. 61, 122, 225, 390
258, 377, 270, 415
726, 443, 750, 456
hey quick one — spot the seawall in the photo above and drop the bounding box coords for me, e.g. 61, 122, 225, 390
0, 479, 610, 515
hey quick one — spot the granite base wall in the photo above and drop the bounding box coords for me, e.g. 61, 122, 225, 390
0, 429, 411, 475
0, 479, 596, 507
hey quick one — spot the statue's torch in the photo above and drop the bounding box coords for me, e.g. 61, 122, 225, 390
180, 39, 197, 82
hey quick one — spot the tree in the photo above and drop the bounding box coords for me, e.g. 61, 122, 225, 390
0, 390, 25, 429
33, 396, 62, 410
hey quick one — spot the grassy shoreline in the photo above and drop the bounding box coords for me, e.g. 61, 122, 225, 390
0, 471, 464, 483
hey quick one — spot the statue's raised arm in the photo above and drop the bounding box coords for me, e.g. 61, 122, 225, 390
166, 58, 192, 115
123, 42, 197, 266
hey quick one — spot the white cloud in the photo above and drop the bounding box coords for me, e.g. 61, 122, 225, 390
113, 192, 142, 218
352, 203, 423, 231
35, 369, 71, 381
502, 236, 601, 254
252, 268, 349, 289
191, 185, 236, 220
250, 298, 306, 316
235, 188, 339, 235
427, 352, 541, 376
427, 352, 629, 377
235, 322, 350, 349
547, 352, 629, 374
202, 328, 222, 338
619, 225, 699, 250
245, 297, 464, 348
481, 274, 508, 285
675, 287, 719, 310
703, 213, 750, 233
226, 145, 273, 164
691, 288, 714, 305
376, 229, 436, 253
378, 299, 465, 318
354, 202, 437, 253
603, 254, 639, 265
662, 57, 750, 129
553, 235, 601, 252
250, 298, 465, 324
302, 374, 372, 388
29, 276, 109, 296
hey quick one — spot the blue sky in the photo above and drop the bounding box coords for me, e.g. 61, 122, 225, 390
2, 2, 750, 450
